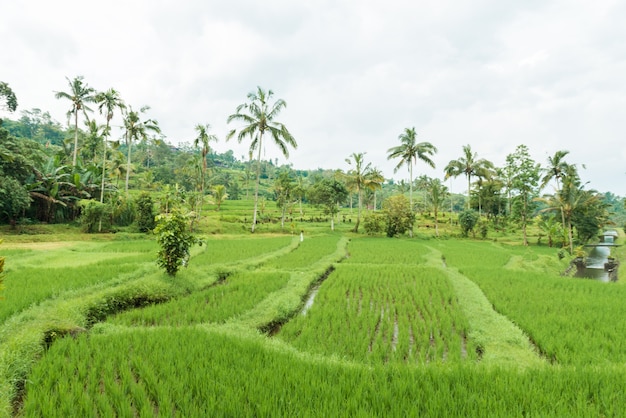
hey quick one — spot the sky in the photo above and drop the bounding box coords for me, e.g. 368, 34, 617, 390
2, 0, 626, 196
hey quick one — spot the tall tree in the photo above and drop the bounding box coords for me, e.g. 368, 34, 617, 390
506, 145, 541, 246
387, 127, 437, 212
344, 152, 378, 233
122, 106, 160, 193
54, 76, 96, 166
540, 150, 570, 239
307, 177, 348, 231
227, 86, 297, 233
96, 88, 126, 206
421, 177, 449, 237
193, 124, 218, 219
444, 144, 494, 210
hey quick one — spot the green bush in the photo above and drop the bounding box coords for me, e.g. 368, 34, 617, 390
136, 192, 156, 232
154, 210, 201, 276
458, 210, 479, 238
363, 212, 384, 235
79, 200, 111, 233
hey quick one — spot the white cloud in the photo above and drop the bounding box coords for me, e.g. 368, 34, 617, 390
2, 0, 625, 195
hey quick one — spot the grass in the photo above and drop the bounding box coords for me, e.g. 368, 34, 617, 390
2, 225, 626, 416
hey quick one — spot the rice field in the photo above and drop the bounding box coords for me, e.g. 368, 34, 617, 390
3, 232, 626, 416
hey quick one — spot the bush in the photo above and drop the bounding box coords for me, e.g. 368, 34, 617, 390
459, 210, 479, 238
363, 212, 384, 235
136, 192, 156, 232
383, 195, 415, 237
79, 200, 111, 233
154, 210, 201, 276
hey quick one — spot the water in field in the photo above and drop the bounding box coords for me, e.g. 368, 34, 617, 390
576, 245, 611, 282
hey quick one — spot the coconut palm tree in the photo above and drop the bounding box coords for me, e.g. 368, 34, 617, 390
387, 127, 437, 211
344, 152, 378, 233
95, 88, 126, 204
122, 106, 160, 193
444, 144, 494, 210
541, 150, 570, 237
193, 124, 218, 218
54, 76, 96, 166
227, 86, 297, 233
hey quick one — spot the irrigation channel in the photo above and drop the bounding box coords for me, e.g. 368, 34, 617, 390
577, 230, 620, 282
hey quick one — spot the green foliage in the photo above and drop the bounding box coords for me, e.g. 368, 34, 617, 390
154, 210, 200, 276
363, 211, 384, 235
0, 81, 18, 112
382, 194, 415, 237
79, 200, 111, 233
0, 175, 31, 225
458, 210, 479, 237
135, 192, 156, 232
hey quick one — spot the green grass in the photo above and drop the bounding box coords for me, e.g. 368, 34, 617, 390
3, 230, 626, 417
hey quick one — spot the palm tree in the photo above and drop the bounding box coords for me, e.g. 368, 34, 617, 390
423, 177, 449, 237
344, 152, 378, 233
387, 127, 437, 211
227, 86, 297, 233
367, 167, 385, 211
194, 124, 218, 218
444, 144, 494, 210
54, 76, 96, 166
541, 150, 570, 237
95, 88, 125, 205
122, 106, 160, 193
212, 184, 228, 211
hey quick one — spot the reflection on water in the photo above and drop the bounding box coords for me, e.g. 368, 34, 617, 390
575, 246, 611, 282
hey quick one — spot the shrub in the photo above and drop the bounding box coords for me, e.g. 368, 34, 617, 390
136, 192, 156, 232
363, 212, 384, 235
382, 195, 415, 237
458, 210, 479, 238
79, 200, 111, 233
154, 210, 201, 276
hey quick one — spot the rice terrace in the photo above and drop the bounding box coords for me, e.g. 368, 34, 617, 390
1, 217, 626, 416
2, 79, 626, 416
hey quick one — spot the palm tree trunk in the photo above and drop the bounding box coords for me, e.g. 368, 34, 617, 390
251, 134, 263, 233
125, 133, 132, 194
353, 188, 362, 232
72, 111, 79, 166
467, 175, 471, 210
98, 131, 108, 232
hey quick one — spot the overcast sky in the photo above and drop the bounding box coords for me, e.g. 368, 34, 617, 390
2, 0, 625, 196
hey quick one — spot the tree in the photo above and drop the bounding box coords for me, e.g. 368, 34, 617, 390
458, 209, 479, 238
96, 88, 126, 202
122, 106, 160, 193
344, 152, 378, 233
540, 150, 570, 240
506, 145, 541, 246
227, 86, 297, 233
54, 76, 96, 166
136, 192, 156, 232
307, 177, 348, 230
0, 176, 31, 227
274, 171, 294, 229
421, 177, 449, 237
0, 81, 18, 113
382, 195, 415, 237
212, 184, 228, 211
154, 209, 201, 276
194, 124, 218, 217
387, 127, 437, 212
367, 167, 385, 211
444, 144, 494, 210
